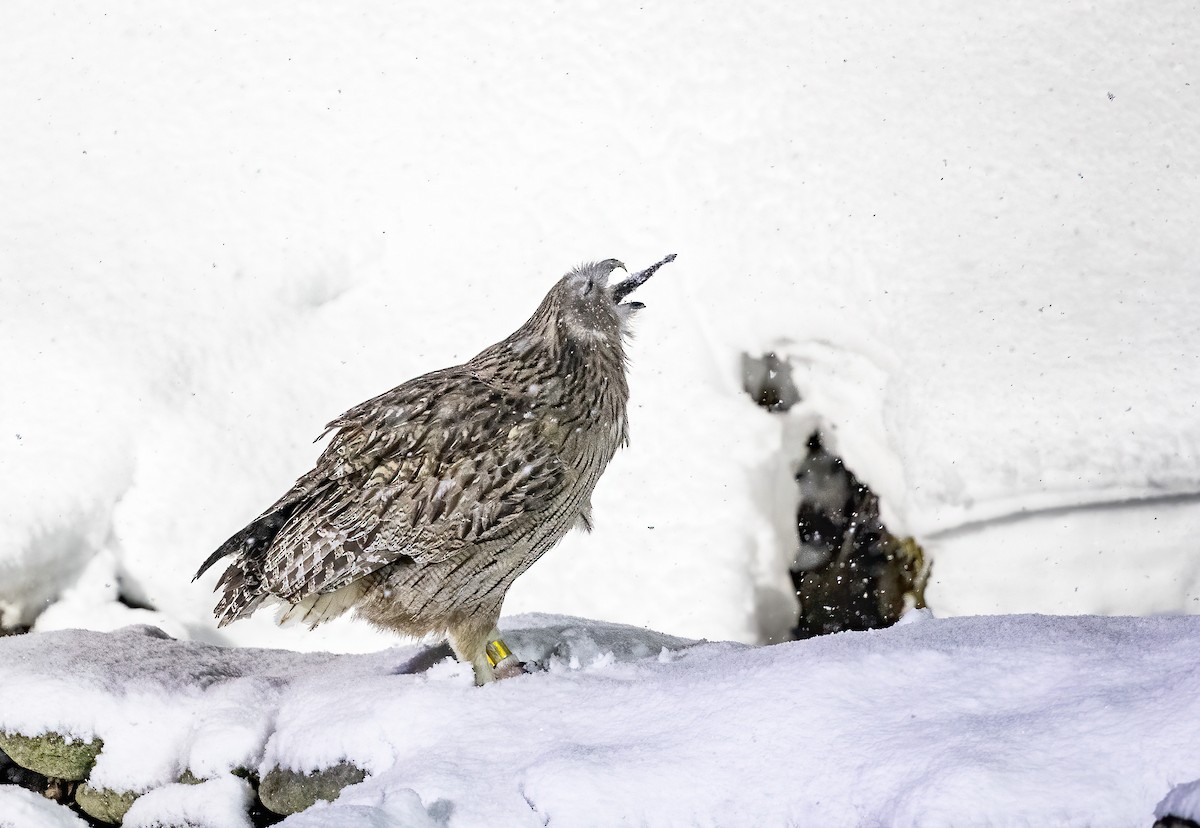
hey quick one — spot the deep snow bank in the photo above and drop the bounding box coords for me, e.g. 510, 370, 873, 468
2, 613, 1199, 827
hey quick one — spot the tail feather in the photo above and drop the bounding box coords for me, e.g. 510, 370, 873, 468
197, 469, 329, 582
194, 510, 293, 581
213, 580, 267, 627
196, 505, 301, 626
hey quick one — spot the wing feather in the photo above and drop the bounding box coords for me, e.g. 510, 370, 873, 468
260, 369, 571, 600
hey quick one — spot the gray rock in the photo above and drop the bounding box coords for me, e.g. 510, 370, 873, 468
0, 730, 101, 781
75, 783, 138, 823
177, 768, 204, 785
258, 761, 367, 815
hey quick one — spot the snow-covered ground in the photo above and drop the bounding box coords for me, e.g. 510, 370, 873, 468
2, 1, 1198, 648
3, 612, 1200, 828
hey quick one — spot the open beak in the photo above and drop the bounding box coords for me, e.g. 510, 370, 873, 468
612, 253, 677, 306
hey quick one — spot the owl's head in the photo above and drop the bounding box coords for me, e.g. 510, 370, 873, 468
553, 254, 676, 342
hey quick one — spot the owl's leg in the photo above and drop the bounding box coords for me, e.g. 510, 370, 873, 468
447, 614, 496, 685
447, 610, 528, 685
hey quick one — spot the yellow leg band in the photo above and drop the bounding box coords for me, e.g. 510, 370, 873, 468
485, 638, 513, 667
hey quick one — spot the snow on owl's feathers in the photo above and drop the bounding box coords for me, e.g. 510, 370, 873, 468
195, 254, 675, 684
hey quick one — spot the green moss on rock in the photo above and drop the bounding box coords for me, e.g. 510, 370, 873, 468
0, 730, 102, 781
75, 783, 138, 823
258, 761, 367, 815
177, 768, 205, 785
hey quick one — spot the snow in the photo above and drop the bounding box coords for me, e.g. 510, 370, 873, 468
0, 787, 89, 828
1, 2, 1199, 822
2, 614, 1200, 826
122, 777, 255, 828
1158, 779, 1200, 823
1, 1, 1196, 647
928, 495, 1200, 616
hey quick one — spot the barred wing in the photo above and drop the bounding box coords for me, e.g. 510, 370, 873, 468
260, 369, 571, 600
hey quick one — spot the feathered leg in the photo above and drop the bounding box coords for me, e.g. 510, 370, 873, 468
448, 613, 498, 685
447, 609, 527, 685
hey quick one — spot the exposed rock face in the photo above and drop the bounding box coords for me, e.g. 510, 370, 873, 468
258, 762, 368, 815
0, 730, 102, 781
76, 783, 138, 823
741, 351, 801, 412
791, 432, 929, 638
742, 352, 929, 639
1, 744, 32, 786
0, 731, 295, 825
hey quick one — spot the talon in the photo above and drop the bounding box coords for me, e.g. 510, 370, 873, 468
492, 656, 529, 680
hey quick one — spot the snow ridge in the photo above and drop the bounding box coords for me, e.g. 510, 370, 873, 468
2, 613, 1199, 826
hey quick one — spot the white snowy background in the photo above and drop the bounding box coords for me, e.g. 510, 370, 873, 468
2, 1, 1199, 825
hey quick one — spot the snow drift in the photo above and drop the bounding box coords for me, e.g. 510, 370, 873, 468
3, 613, 1200, 826
2, 2, 1198, 658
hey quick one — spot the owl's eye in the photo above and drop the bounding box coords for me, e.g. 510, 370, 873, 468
583, 279, 594, 295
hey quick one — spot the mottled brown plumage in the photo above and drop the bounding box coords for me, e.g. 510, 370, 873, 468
196, 254, 675, 683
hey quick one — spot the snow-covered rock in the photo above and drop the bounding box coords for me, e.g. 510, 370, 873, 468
0, 786, 90, 828
1, 613, 1199, 826
1157, 779, 1200, 828
122, 776, 255, 828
